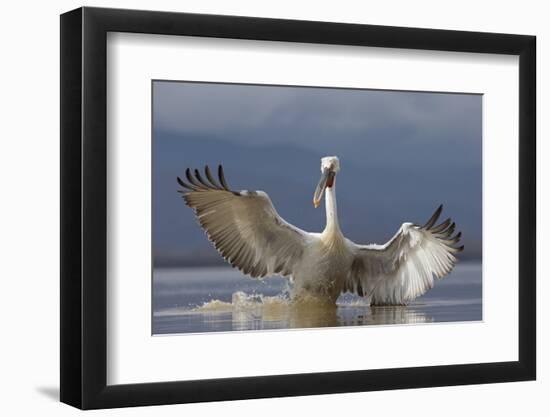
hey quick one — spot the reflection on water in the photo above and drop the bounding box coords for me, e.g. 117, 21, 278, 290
153, 262, 482, 335
154, 298, 433, 334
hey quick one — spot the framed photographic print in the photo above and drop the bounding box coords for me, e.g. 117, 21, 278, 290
60, 6, 536, 409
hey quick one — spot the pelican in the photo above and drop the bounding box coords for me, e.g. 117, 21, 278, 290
177, 156, 463, 306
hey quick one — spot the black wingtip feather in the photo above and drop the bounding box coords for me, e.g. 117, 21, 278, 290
444, 222, 456, 236
194, 168, 215, 189
218, 164, 231, 191
177, 176, 196, 191
204, 165, 221, 188
431, 218, 451, 233
423, 204, 443, 229
185, 168, 201, 187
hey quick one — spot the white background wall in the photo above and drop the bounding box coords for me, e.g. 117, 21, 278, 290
0, 0, 545, 415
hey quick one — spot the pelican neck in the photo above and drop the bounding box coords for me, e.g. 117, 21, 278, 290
323, 183, 342, 237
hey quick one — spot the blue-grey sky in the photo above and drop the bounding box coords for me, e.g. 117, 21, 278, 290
153, 81, 482, 265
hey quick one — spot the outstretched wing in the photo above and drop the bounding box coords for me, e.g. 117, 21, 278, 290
346, 205, 464, 305
177, 165, 310, 279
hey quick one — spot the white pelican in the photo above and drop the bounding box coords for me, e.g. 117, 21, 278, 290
177, 156, 463, 305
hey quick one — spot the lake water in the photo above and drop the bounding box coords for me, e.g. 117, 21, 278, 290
152, 261, 482, 335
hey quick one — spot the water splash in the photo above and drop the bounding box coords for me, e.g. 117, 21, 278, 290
195, 291, 291, 312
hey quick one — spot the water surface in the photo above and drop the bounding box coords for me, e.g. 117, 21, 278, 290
153, 261, 482, 335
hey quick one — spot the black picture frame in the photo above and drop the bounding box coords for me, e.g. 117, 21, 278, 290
60, 6, 536, 410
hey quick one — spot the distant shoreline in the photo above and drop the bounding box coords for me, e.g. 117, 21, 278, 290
154, 256, 483, 269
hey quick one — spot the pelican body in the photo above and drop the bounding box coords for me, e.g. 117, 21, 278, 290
177, 156, 463, 305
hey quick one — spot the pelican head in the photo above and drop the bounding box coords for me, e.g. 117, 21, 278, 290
313, 156, 340, 208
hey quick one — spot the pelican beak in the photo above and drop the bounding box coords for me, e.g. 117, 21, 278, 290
313, 169, 334, 208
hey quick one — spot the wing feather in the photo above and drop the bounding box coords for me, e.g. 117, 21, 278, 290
347, 205, 464, 305
177, 165, 309, 279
